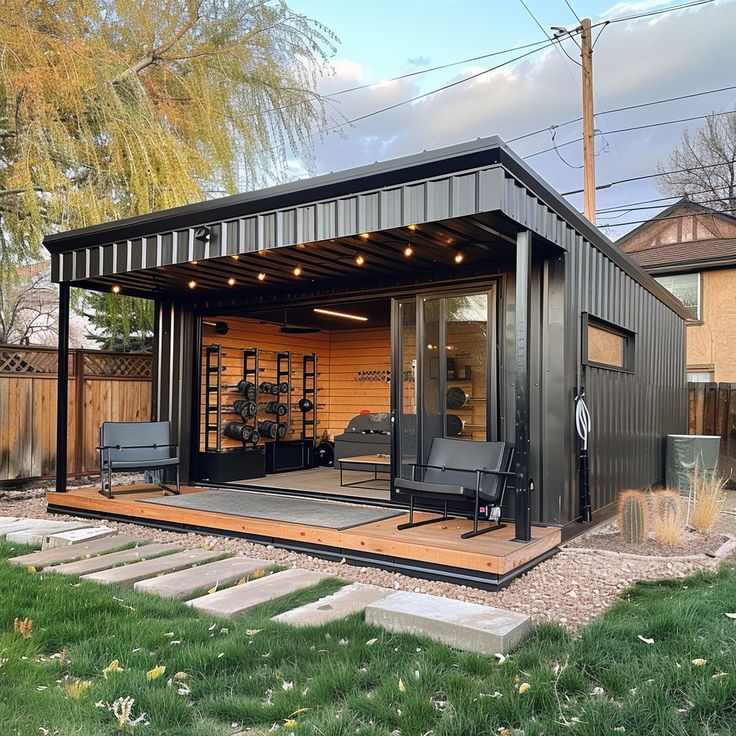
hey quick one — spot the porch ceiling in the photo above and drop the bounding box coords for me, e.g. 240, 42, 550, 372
72, 215, 519, 296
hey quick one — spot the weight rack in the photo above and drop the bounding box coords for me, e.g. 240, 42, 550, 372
276, 351, 291, 442
204, 344, 224, 452
302, 353, 317, 441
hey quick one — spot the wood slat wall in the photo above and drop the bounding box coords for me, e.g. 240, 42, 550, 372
201, 317, 390, 450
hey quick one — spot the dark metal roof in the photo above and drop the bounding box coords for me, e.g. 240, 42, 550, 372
42, 135, 690, 319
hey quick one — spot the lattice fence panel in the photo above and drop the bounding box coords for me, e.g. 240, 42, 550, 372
0, 348, 64, 375
83, 352, 152, 378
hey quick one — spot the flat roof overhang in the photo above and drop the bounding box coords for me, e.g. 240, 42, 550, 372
43, 136, 690, 319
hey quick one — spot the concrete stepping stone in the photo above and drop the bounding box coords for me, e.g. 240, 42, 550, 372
6, 521, 90, 547
48, 542, 182, 577
134, 556, 273, 600
9, 534, 146, 570
187, 568, 329, 618
0, 517, 19, 524
82, 549, 224, 587
271, 583, 392, 627
364, 591, 531, 654
42, 526, 117, 550
0, 519, 40, 538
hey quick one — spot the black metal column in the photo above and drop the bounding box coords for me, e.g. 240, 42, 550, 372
514, 230, 532, 541
55, 281, 70, 492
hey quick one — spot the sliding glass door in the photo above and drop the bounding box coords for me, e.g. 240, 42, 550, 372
392, 286, 496, 496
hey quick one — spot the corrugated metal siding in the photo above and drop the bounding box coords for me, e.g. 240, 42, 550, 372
557, 235, 687, 523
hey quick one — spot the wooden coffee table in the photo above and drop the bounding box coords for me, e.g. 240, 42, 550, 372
337, 454, 391, 489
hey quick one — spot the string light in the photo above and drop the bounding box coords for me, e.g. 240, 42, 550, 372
407, 224, 417, 231
230, 254, 239, 260
293, 265, 302, 276
453, 252, 464, 264
257, 272, 266, 281
403, 245, 413, 258
359, 232, 370, 240
354, 254, 365, 266
111, 285, 121, 294
190, 260, 198, 265
227, 277, 236, 286
188, 279, 197, 289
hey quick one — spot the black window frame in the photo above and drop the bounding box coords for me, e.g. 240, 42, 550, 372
582, 313, 636, 373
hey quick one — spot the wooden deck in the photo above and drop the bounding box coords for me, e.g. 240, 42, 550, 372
47, 485, 561, 585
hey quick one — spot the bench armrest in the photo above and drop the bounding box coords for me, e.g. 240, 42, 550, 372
409, 462, 512, 477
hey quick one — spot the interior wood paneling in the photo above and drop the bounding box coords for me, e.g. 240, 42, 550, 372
200, 316, 391, 451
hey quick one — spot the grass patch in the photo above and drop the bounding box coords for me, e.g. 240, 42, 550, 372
0, 539, 734, 735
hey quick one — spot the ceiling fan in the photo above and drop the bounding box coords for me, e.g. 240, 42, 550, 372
259, 309, 321, 334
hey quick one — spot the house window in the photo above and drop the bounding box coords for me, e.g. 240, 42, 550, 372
583, 314, 634, 372
654, 273, 701, 320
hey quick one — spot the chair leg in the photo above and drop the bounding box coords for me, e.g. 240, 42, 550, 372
398, 495, 453, 531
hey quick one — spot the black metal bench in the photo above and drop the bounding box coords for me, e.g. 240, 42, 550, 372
394, 438, 514, 539
98, 421, 181, 499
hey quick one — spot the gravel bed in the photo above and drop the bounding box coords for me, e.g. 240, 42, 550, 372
1, 483, 734, 632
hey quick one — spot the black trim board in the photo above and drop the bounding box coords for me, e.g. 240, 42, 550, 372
46, 502, 558, 590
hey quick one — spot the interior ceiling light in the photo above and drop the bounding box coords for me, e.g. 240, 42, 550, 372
111, 285, 121, 294
230, 254, 239, 260
408, 224, 418, 231
293, 265, 302, 276
454, 251, 465, 264
403, 245, 413, 258
359, 232, 370, 240
194, 225, 210, 241
227, 277, 236, 286
354, 253, 365, 266
313, 308, 368, 322
257, 272, 266, 281
188, 279, 197, 289
190, 260, 198, 265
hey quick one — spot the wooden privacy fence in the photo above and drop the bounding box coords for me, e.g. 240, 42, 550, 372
0, 344, 152, 483
688, 382, 736, 477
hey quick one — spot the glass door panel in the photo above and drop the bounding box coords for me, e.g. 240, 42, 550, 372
392, 287, 495, 492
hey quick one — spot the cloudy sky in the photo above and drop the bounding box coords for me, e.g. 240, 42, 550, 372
284, 0, 736, 238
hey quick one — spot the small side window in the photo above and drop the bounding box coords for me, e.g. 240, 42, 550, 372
583, 314, 634, 372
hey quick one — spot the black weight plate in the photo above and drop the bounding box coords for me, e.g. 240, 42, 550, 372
276, 423, 288, 439
222, 422, 246, 441
250, 430, 261, 445
279, 382, 289, 394
315, 441, 334, 467
446, 386, 468, 409
297, 398, 314, 413
237, 380, 256, 401
445, 414, 464, 437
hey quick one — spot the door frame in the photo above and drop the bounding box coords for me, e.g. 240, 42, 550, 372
389, 280, 501, 500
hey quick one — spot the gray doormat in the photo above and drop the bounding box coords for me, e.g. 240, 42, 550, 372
139, 490, 403, 530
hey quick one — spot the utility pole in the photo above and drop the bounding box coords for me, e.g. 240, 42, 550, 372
580, 18, 596, 224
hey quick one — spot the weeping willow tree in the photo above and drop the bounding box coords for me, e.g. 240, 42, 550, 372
0, 0, 337, 347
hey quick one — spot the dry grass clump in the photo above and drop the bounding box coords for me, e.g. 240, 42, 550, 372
651, 490, 685, 547
688, 464, 727, 533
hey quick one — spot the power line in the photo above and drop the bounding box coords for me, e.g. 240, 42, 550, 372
596, 189, 723, 212
563, 0, 582, 24
597, 196, 728, 215
562, 161, 729, 195
602, 0, 714, 25
599, 204, 736, 229
524, 108, 736, 160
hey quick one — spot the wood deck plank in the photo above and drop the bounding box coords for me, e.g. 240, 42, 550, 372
47, 485, 560, 576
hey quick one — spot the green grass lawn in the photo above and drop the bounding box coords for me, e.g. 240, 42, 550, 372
0, 540, 734, 736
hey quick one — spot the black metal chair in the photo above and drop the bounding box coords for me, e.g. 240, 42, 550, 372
394, 438, 514, 539
98, 421, 181, 499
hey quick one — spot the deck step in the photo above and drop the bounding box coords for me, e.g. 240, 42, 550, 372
6, 521, 91, 547
134, 556, 273, 600
42, 526, 117, 550
364, 591, 531, 654
187, 568, 329, 618
48, 542, 182, 576
9, 534, 146, 569
81, 549, 225, 587
271, 583, 392, 627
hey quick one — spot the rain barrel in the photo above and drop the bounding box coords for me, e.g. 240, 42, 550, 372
665, 434, 720, 493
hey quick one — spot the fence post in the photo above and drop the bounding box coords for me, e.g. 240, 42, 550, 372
55, 283, 70, 491
74, 349, 85, 475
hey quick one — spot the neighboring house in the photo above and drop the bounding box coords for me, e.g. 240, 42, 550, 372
617, 198, 736, 383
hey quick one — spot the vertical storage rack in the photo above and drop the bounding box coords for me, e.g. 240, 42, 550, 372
276, 351, 291, 441
204, 344, 223, 453
302, 353, 317, 441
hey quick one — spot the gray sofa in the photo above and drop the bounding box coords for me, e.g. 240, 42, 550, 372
334, 413, 391, 461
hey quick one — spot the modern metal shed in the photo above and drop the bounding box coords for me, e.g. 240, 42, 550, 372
43, 136, 689, 581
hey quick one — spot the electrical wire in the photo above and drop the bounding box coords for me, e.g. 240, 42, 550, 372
562, 161, 731, 195
598, 205, 736, 228
596, 189, 724, 212
602, 0, 714, 25
524, 108, 736, 160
